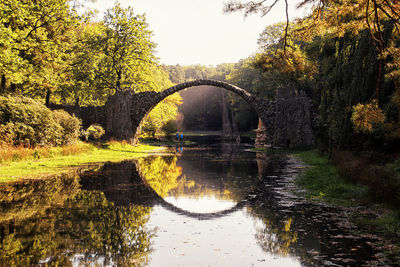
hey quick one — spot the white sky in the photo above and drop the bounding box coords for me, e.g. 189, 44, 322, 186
83, 0, 306, 66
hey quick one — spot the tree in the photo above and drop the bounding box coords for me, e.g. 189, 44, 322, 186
163, 64, 186, 84
94, 2, 156, 93
224, 0, 400, 92
0, 0, 79, 99
257, 22, 288, 51
60, 3, 160, 106
141, 65, 182, 137
59, 22, 109, 106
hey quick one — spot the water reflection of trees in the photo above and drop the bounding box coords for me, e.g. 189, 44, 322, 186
254, 216, 298, 256
136, 151, 260, 203
137, 151, 303, 260
137, 155, 182, 198
248, 152, 377, 266
1, 151, 377, 266
0, 174, 154, 266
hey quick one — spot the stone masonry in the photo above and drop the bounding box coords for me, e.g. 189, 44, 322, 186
52, 79, 315, 148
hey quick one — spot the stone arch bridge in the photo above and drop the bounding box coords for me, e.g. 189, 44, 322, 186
52, 79, 314, 148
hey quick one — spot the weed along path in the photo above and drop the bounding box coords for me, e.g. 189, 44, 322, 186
0, 141, 162, 182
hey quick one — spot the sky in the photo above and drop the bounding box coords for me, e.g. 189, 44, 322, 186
82, 0, 306, 66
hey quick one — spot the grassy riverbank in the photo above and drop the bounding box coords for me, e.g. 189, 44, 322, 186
140, 137, 194, 146
292, 150, 369, 206
0, 141, 161, 182
294, 150, 400, 259
252, 147, 400, 252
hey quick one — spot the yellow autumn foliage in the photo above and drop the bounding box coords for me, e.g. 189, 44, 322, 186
351, 100, 386, 134
137, 156, 182, 197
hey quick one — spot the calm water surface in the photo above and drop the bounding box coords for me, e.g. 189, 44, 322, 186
0, 144, 383, 266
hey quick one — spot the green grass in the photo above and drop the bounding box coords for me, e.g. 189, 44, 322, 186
240, 131, 257, 138
252, 147, 400, 256
292, 150, 368, 206
180, 131, 221, 136
293, 150, 400, 253
0, 141, 162, 182
139, 137, 194, 146
249, 147, 306, 154
360, 208, 400, 235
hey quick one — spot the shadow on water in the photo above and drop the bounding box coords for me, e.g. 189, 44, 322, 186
0, 141, 388, 266
0, 171, 155, 266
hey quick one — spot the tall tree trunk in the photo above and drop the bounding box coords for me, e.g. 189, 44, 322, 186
0, 75, 5, 93
45, 89, 51, 107
75, 95, 80, 109
74, 95, 80, 116
221, 91, 233, 139
10, 83, 16, 92
116, 69, 121, 91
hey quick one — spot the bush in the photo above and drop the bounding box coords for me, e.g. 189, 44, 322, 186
86, 124, 105, 140
332, 150, 400, 205
161, 120, 178, 137
0, 95, 81, 147
0, 122, 37, 147
52, 110, 81, 145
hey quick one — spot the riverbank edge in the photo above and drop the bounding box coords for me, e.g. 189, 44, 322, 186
251, 147, 400, 262
0, 141, 163, 183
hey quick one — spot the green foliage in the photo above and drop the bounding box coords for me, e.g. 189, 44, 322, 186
87, 124, 105, 140
52, 110, 82, 144
293, 150, 368, 206
141, 95, 180, 137
226, 1, 400, 150
163, 63, 234, 84
161, 120, 178, 137
60, 22, 109, 106
304, 29, 398, 150
0, 141, 159, 181
0, 1, 168, 110
140, 66, 182, 136
97, 2, 156, 92
0, 0, 80, 97
0, 95, 80, 147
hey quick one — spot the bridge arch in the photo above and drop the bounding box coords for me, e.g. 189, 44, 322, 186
102, 79, 314, 148
129, 79, 273, 144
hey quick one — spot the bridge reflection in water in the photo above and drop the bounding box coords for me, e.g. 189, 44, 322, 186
0, 144, 381, 266
80, 147, 259, 221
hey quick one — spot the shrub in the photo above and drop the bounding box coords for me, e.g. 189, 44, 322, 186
332, 150, 400, 205
141, 121, 158, 138
79, 129, 89, 141
0, 122, 36, 147
87, 124, 105, 140
52, 110, 81, 145
161, 120, 178, 138
0, 95, 80, 147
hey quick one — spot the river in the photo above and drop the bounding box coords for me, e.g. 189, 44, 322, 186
0, 142, 388, 266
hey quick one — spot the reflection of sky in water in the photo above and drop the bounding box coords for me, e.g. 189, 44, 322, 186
143, 151, 301, 266
146, 203, 301, 267
163, 196, 237, 214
